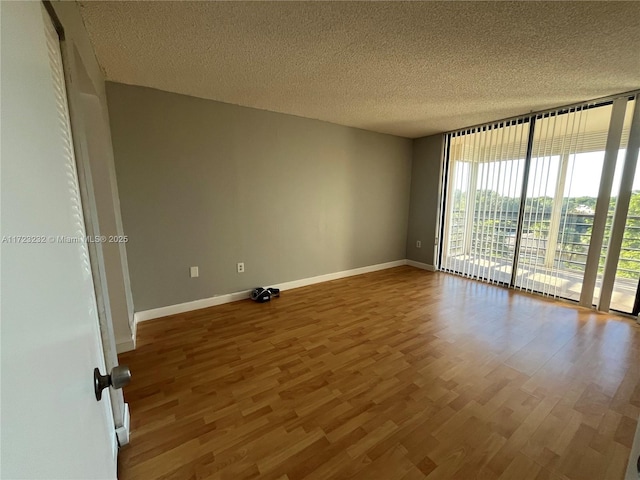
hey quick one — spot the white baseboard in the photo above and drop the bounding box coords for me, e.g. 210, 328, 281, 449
131, 258, 438, 334
406, 259, 436, 271
134, 289, 253, 323
116, 337, 135, 354
115, 403, 130, 447
271, 260, 407, 292
131, 312, 137, 344
134, 260, 408, 325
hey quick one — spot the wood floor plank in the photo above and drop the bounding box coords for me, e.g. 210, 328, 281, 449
118, 266, 640, 479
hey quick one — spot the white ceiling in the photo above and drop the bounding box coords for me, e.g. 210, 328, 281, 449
78, 1, 640, 138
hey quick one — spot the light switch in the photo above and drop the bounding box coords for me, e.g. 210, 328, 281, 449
190, 266, 199, 278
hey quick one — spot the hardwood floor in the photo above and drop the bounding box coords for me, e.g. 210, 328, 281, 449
118, 266, 640, 479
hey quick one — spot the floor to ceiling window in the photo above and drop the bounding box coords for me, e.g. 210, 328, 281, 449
593, 99, 637, 313
439, 92, 640, 314
512, 102, 613, 301
441, 120, 529, 284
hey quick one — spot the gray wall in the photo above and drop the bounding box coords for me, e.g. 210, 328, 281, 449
106, 83, 413, 312
406, 134, 444, 266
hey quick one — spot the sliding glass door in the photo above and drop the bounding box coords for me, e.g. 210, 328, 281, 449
593, 99, 638, 313
513, 103, 613, 301
439, 93, 640, 313
441, 121, 529, 284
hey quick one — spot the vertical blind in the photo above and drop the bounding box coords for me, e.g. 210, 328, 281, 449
595, 99, 637, 312
441, 120, 529, 284
440, 94, 640, 312
513, 103, 612, 300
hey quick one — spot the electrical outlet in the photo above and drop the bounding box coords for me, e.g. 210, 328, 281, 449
416, 240, 422, 248
237, 262, 245, 273
190, 266, 199, 278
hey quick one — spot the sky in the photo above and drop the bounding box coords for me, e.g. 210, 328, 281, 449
451, 149, 640, 199
450, 99, 639, 199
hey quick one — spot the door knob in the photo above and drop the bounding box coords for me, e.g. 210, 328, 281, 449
94, 365, 131, 401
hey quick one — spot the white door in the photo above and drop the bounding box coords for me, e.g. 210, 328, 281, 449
1, 2, 118, 479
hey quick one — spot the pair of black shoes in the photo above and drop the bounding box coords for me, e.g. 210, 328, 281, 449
250, 287, 280, 303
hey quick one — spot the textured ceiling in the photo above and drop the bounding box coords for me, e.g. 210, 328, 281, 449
78, 1, 640, 138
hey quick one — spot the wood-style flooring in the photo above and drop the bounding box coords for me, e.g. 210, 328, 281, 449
118, 266, 640, 479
